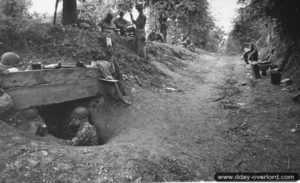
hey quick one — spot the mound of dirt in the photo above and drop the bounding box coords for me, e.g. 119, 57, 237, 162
0, 38, 211, 182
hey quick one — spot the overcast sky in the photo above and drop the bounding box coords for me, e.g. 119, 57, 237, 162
29, 0, 238, 33
208, 0, 238, 33
29, 0, 62, 15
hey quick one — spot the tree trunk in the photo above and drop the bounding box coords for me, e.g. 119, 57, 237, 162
62, 0, 78, 25
53, 0, 59, 25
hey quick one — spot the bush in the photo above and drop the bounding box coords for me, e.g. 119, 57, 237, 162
0, 0, 31, 18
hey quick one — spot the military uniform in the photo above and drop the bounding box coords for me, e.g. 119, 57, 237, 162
148, 31, 164, 42
248, 46, 261, 79
100, 13, 116, 33
158, 12, 168, 42
114, 17, 129, 36
66, 119, 98, 146
131, 5, 147, 58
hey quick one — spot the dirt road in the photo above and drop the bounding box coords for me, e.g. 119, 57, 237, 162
1, 49, 299, 182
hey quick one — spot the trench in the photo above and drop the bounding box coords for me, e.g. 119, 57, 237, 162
36, 95, 120, 145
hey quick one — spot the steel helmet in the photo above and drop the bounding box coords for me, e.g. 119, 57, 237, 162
1, 52, 21, 68
71, 107, 90, 120
136, 4, 143, 10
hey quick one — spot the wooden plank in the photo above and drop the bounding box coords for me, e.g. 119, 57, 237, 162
0, 68, 103, 89
6, 79, 108, 109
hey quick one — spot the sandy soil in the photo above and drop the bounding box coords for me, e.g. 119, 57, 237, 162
0, 47, 299, 182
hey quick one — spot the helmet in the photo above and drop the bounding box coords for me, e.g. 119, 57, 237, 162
1, 52, 21, 68
71, 107, 90, 120
136, 4, 143, 10
119, 11, 125, 17
105, 13, 113, 22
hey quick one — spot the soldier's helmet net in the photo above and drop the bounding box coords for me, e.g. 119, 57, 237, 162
1, 52, 21, 68
105, 13, 113, 21
71, 107, 90, 120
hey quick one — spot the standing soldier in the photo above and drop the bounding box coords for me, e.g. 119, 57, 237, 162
100, 13, 116, 57
66, 107, 98, 146
130, 4, 147, 58
158, 11, 168, 43
246, 43, 261, 79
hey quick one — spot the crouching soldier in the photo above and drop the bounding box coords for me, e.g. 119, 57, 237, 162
66, 107, 98, 146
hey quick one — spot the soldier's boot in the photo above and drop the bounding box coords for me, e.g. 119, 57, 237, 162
261, 69, 267, 76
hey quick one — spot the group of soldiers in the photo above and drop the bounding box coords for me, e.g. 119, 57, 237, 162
147, 11, 168, 43
100, 4, 147, 58
171, 34, 195, 51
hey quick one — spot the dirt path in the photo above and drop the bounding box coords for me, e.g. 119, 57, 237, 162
1, 50, 299, 182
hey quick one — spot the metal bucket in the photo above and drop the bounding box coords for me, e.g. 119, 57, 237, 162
270, 70, 281, 85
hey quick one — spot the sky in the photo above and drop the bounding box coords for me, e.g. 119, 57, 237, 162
208, 0, 239, 33
29, 0, 238, 33
29, 0, 62, 15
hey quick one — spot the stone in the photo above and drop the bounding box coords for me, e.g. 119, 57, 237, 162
0, 92, 13, 115
281, 78, 293, 86
164, 87, 177, 92
292, 93, 300, 102
41, 151, 48, 156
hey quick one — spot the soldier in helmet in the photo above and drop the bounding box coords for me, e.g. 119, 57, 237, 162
0, 52, 21, 74
147, 28, 164, 42
158, 11, 168, 43
65, 107, 98, 146
130, 4, 147, 58
100, 12, 116, 33
243, 43, 261, 79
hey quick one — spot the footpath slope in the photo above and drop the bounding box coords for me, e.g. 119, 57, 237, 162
0, 44, 299, 182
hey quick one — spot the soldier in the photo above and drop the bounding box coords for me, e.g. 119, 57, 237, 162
147, 28, 164, 42
184, 36, 195, 51
130, 4, 147, 58
93, 60, 131, 105
114, 11, 130, 36
100, 13, 116, 57
66, 107, 98, 146
158, 11, 168, 43
260, 48, 275, 76
246, 43, 261, 79
100, 13, 116, 33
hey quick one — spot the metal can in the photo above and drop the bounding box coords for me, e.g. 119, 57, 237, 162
36, 124, 48, 136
